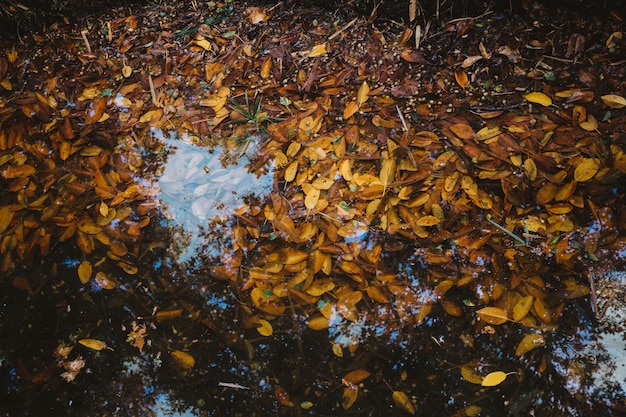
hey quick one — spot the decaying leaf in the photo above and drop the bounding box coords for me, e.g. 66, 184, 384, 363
342, 386, 358, 410
392, 390, 416, 415
343, 369, 371, 384
171, 350, 195, 369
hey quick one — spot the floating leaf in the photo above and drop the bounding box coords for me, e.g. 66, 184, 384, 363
256, 319, 273, 336
342, 386, 358, 410
525, 92, 552, 107
78, 339, 109, 351
77, 261, 92, 284
171, 350, 195, 369
512, 295, 534, 321
481, 371, 508, 387
307, 315, 329, 330
476, 307, 508, 325
156, 309, 183, 322
574, 158, 599, 182
515, 333, 545, 356
461, 365, 485, 385
392, 391, 416, 415
343, 370, 371, 384
601, 94, 626, 108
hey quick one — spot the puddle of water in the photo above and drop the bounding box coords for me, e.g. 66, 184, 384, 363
149, 129, 273, 265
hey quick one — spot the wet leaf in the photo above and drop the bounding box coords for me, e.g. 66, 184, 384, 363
94, 271, 116, 289
78, 339, 109, 351
476, 307, 508, 325
171, 350, 195, 369
156, 309, 183, 321
512, 295, 534, 321
343, 370, 371, 384
525, 92, 552, 107
481, 371, 508, 387
392, 391, 416, 415
601, 94, 626, 108
307, 315, 329, 330
77, 260, 92, 284
275, 386, 293, 406
515, 333, 545, 356
461, 365, 484, 385
342, 386, 358, 410
256, 319, 273, 336
573, 158, 599, 182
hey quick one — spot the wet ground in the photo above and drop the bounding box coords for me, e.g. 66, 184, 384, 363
1, 0, 626, 416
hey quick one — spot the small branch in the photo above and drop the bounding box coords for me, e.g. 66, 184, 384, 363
80, 30, 92, 54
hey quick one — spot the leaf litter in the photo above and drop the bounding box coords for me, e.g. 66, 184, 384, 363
1, 0, 626, 415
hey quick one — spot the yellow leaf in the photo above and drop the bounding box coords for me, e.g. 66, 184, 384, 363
5, 47, 17, 63
523, 158, 537, 181
415, 215, 440, 226
79, 339, 109, 351
193, 37, 212, 51
380, 156, 396, 188
0, 78, 12, 90
476, 307, 508, 325
171, 350, 195, 369
357, 81, 370, 107
308, 43, 327, 57
579, 114, 598, 131
481, 371, 508, 387
332, 342, 343, 357
515, 333, 545, 356
139, 110, 156, 123
512, 295, 534, 321
77, 261, 92, 284
601, 94, 626, 109
307, 315, 329, 330
0, 206, 15, 234
156, 309, 183, 321
122, 65, 132, 78
574, 158, 599, 182
474, 126, 501, 141
99, 201, 109, 217
392, 391, 416, 415
284, 160, 298, 183
343, 100, 359, 119
525, 91, 552, 107
256, 319, 273, 336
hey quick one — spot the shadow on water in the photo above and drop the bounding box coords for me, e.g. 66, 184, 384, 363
1, 126, 626, 416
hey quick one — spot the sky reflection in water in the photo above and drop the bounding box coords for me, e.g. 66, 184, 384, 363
151, 129, 273, 264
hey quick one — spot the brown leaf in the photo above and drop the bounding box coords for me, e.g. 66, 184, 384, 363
401, 48, 427, 63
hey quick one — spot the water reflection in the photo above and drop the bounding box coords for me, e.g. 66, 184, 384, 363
150, 129, 273, 265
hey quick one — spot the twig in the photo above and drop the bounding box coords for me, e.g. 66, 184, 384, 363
328, 17, 358, 41
80, 30, 92, 54
148, 74, 158, 107
446, 10, 493, 25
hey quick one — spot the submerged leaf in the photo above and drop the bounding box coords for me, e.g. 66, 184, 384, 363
392, 391, 416, 415
171, 350, 195, 369
476, 307, 508, 325
78, 339, 109, 351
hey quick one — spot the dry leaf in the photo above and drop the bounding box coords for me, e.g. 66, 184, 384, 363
525, 92, 552, 107
573, 158, 599, 182
0, 206, 14, 233
601, 94, 626, 108
454, 69, 469, 88
357, 81, 370, 107
343, 101, 359, 119
308, 43, 327, 57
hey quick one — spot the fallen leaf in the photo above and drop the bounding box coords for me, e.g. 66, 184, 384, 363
601, 94, 626, 108
78, 339, 110, 351
573, 158, 599, 182
256, 319, 273, 336
454, 69, 469, 88
515, 333, 545, 356
308, 43, 327, 57
171, 350, 195, 369
357, 81, 370, 107
476, 307, 508, 325
512, 295, 534, 321
525, 92, 552, 107
392, 391, 416, 415
481, 371, 508, 387
77, 261, 92, 284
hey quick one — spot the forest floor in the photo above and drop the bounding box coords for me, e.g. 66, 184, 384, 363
1, 1, 626, 416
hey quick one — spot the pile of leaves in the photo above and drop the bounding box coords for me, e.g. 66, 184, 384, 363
1, 0, 626, 415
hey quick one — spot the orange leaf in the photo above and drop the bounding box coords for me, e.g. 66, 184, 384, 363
454, 69, 469, 88
171, 350, 195, 369
77, 261, 92, 284
343, 100, 359, 119
450, 123, 475, 140
343, 370, 371, 384
0, 205, 14, 233
392, 391, 416, 415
